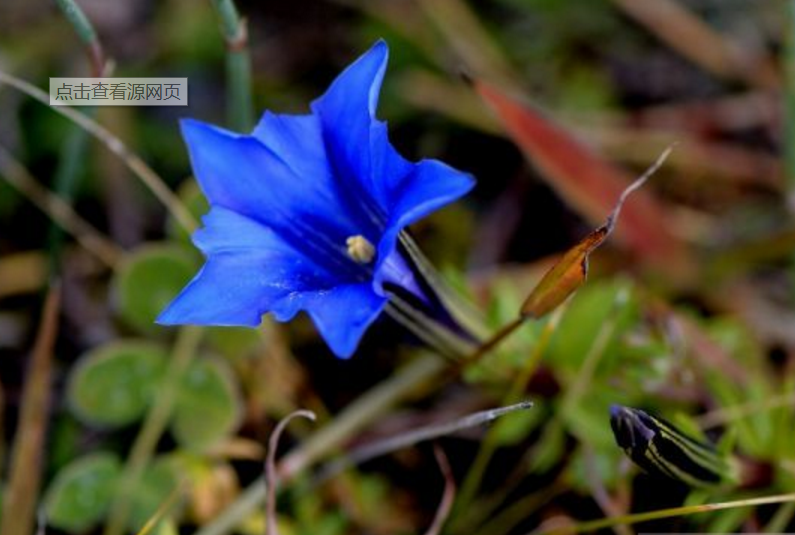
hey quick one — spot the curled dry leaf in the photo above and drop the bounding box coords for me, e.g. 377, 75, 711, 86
521, 147, 674, 319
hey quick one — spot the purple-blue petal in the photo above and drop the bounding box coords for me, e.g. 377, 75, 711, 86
368, 124, 475, 292
311, 40, 389, 199
250, 111, 382, 239
157, 207, 336, 327
181, 118, 364, 244
304, 283, 387, 359
158, 207, 385, 358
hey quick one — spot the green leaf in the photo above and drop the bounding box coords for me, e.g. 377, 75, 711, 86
44, 452, 121, 533
547, 278, 637, 372
128, 457, 180, 533
114, 243, 198, 333
68, 341, 168, 427
529, 420, 566, 473
171, 357, 243, 451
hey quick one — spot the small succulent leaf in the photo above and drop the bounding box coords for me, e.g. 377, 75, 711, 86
44, 452, 122, 533
115, 244, 198, 332
171, 357, 243, 451
68, 341, 168, 427
128, 457, 181, 533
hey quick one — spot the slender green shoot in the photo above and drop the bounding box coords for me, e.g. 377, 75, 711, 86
533, 492, 795, 535
209, 0, 254, 131
53, 0, 106, 76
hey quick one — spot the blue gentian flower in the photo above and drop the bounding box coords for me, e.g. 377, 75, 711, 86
157, 40, 475, 358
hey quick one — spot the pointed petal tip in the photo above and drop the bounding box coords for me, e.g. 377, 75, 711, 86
154, 304, 182, 326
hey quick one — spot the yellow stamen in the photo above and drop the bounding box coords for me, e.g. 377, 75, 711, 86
346, 235, 375, 264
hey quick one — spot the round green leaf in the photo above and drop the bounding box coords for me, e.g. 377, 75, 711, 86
44, 452, 121, 533
171, 357, 243, 451
114, 243, 198, 332
128, 457, 181, 533
68, 341, 168, 427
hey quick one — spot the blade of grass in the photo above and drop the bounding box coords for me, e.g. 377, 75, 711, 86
764, 501, 795, 533
451, 310, 563, 523
610, 0, 780, 89
0, 144, 123, 268
53, 0, 106, 77
417, 0, 517, 88
532, 492, 795, 535
0, 71, 197, 233
209, 0, 254, 131
315, 401, 533, 483
0, 284, 60, 535
50, 1, 109, 273
133, 482, 185, 535
46, 121, 95, 273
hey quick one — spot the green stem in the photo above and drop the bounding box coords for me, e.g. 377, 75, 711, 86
103, 327, 203, 535
765, 501, 795, 533
210, 0, 254, 131
452, 308, 563, 526
46, 120, 92, 275
50, 0, 105, 273
535, 492, 795, 535
53, 0, 104, 76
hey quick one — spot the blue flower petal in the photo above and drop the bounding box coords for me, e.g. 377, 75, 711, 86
181, 118, 363, 244
251, 112, 329, 190
305, 283, 387, 359
250, 111, 381, 238
157, 207, 385, 358
157, 207, 335, 327
311, 40, 389, 196
368, 123, 475, 290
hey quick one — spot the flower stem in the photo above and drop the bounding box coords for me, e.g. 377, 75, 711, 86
103, 326, 203, 535
209, 0, 254, 131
